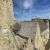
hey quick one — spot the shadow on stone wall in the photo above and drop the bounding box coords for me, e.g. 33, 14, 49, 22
12, 23, 21, 34
12, 23, 28, 39
45, 39, 50, 50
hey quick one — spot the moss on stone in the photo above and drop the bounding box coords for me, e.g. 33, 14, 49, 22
0, 24, 2, 29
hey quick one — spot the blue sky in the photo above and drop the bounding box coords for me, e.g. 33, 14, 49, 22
13, 0, 50, 21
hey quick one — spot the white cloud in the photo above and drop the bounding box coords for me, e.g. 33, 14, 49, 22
23, 0, 33, 9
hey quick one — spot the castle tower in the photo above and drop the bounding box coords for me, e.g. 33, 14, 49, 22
6, 0, 14, 26
0, 0, 3, 28
34, 21, 41, 50
46, 20, 49, 38
0, 0, 17, 50
34, 20, 49, 50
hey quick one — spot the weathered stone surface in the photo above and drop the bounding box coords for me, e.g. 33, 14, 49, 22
34, 20, 49, 50
15, 21, 37, 39
0, 0, 17, 50
0, 0, 50, 50
16, 20, 49, 40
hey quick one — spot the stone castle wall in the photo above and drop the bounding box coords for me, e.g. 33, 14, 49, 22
0, 0, 17, 50
0, 0, 50, 50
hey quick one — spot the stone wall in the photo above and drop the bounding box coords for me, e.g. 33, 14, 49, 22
0, 0, 50, 50
18, 21, 37, 39
15, 20, 49, 50
0, 0, 17, 50
34, 21, 49, 50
